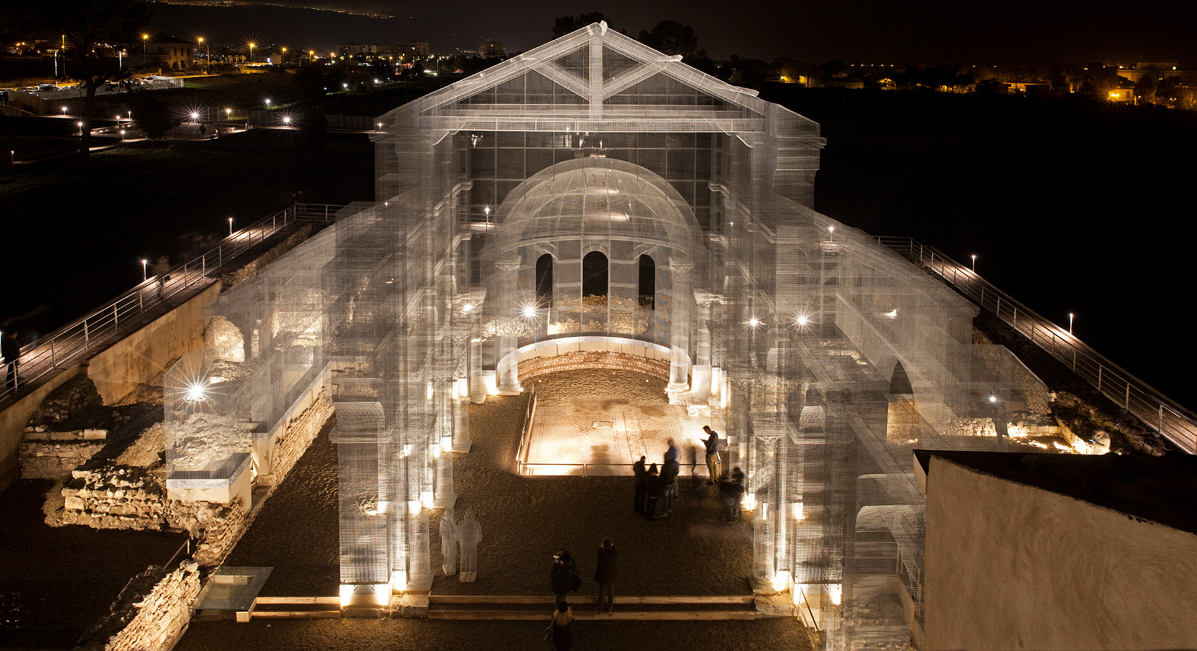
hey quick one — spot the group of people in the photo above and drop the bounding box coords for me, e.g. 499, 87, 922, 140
631, 437, 682, 520
632, 425, 745, 523
546, 538, 618, 650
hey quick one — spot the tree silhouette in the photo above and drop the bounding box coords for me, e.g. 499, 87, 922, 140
553, 13, 608, 37
638, 20, 698, 58
6, 0, 151, 162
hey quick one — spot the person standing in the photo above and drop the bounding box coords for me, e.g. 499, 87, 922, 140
593, 538, 618, 613
703, 425, 722, 485
632, 455, 647, 515
660, 450, 680, 516
550, 549, 580, 609
546, 601, 574, 651
1, 329, 20, 393
151, 255, 170, 301
645, 463, 661, 520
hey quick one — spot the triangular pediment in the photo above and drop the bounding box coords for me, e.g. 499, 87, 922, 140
394, 22, 765, 119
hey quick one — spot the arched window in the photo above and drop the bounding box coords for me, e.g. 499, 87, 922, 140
535, 253, 553, 307
582, 251, 608, 302
638, 254, 655, 309
889, 361, 914, 395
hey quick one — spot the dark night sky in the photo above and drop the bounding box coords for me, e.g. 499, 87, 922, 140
150, 0, 1197, 64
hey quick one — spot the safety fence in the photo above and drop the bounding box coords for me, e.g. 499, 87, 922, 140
1, 203, 342, 406
877, 236, 1197, 454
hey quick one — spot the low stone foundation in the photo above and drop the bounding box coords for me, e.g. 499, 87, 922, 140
258, 388, 332, 487
518, 351, 671, 383
86, 561, 202, 651
62, 466, 168, 529
21, 429, 108, 479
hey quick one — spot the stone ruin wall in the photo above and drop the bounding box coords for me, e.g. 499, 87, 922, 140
21, 429, 108, 479
518, 350, 671, 384
257, 387, 332, 487
84, 561, 202, 651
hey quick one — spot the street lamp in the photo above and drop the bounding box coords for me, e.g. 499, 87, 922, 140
828, 225, 834, 242
61, 106, 67, 115
198, 37, 209, 73
190, 112, 198, 122
225, 107, 231, 119
1069, 313, 1074, 335
141, 259, 147, 281
142, 34, 148, 60
971, 254, 976, 271
228, 217, 234, 235
120, 129, 126, 140
248, 42, 255, 63
282, 115, 291, 125
76, 121, 83, 135
264, 98, 271, 107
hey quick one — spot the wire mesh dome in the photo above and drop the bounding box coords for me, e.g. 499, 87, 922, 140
490, 157, 703, 257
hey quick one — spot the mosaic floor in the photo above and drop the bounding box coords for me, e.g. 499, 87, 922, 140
523, 399, 725, 476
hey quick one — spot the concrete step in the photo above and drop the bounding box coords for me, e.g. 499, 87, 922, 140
426, 594, 756, 621
428, 609, 757, 621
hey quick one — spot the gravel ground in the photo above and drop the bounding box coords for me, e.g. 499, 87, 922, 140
178, 617, 813, 650
221, 419, 340, 597
0, 479, 187, 648
179, 369, 814, 649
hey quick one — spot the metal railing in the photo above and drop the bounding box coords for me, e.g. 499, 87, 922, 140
1, 203, 343, 406
877, 236, 1197, 454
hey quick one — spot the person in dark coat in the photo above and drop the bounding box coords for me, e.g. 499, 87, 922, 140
660, 450, 680, 515
1, 329, 20, 393
632, 455, 647, 515
645, 463, 661, 520
718, 471, 745, 523
550, 549, 580, 609
547, 600, 574, 650
593, 538, 618, 613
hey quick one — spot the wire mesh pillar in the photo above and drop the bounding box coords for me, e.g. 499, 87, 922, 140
496, 258, 523, 394
751, 425, 783, 590
666, 262, 693, 397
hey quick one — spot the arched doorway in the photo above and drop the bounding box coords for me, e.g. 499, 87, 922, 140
638, 254, 655, 309
582, 251, 608, 333
535, 253, 553, 307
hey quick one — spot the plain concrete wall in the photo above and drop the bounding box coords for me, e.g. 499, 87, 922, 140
924, 456, 1197, 650
0, 364, 83, 492
86, 282, 223, 405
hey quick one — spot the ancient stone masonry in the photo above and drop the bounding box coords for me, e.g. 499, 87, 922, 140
61, 466, 168, 530
83, 561, 202, 651
257, 388, 332, 488
518, 351, 671, 384
20, 429, 107, 479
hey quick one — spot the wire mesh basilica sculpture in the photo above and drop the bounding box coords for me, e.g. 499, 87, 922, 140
166, 22, 1040, 647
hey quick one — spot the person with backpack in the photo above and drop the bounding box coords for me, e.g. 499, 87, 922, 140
550, 549, 580, 609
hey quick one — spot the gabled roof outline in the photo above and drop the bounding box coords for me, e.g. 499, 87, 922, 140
386, 21, 772, 122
